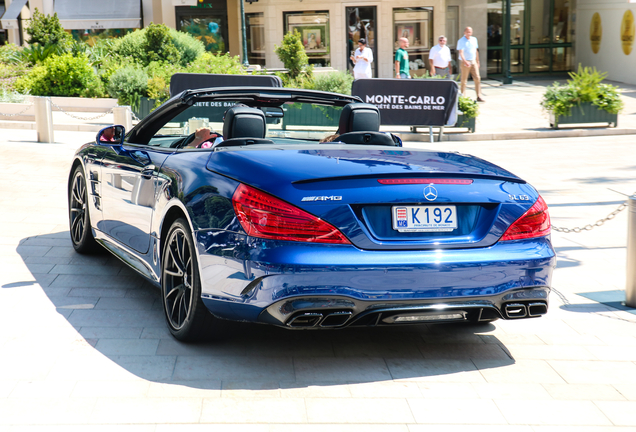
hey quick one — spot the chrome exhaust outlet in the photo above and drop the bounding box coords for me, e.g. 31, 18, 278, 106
504, 303, 527, 319
527, 302, 548, 317
320, 311, 352, 327
287, 312, 323, 327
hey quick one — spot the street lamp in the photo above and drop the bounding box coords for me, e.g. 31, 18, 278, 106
502, 0, 513, 84
240, 0, 259, 68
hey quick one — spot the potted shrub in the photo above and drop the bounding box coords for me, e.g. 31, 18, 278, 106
282, 71, 352, 129
541, 65, 623, 129
455, 95, 478, 133
414, 72, 476, 133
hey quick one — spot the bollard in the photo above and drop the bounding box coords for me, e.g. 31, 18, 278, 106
113, 106, 133, 131
627, 195, 636, 308
34, 97, 54, 143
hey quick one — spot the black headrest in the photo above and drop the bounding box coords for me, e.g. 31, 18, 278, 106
336, 132, 397, 146
223, 107, 266, 139
338, 103, 380, 134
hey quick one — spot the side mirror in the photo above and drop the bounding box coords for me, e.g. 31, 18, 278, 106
262, 107, 284, 125
97, 125, 125, 145
262, 107, 284, 118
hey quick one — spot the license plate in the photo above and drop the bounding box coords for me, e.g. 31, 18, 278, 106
392, 205, 457, 232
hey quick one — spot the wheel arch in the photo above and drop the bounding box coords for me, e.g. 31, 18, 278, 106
159, 201, 193, 263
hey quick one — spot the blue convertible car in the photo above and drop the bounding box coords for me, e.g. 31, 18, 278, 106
68, 86, 555, 341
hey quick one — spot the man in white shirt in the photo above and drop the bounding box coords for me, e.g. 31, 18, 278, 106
457, 26, 484, 102
428, 35, 452, 78
350, 38, 373, 79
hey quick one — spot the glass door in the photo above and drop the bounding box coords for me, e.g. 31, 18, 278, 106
346, 7, 377, 78
487, 0, 572, 76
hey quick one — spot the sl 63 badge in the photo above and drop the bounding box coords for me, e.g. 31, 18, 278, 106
509, 194, 530, 201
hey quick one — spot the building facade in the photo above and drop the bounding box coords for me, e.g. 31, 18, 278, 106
576, 0, 636, 85
1, 0, 592, 81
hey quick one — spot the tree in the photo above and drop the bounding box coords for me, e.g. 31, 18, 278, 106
25, 9, 72, 50
274, 30, 312, 82
142, 23, 181, 66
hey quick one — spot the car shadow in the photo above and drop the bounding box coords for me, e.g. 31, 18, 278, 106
12, 231, 516, 389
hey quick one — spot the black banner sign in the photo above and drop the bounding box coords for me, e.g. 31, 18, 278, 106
352, 78, 459, 126
169, 73, 282, 97
169, 73, 283, 124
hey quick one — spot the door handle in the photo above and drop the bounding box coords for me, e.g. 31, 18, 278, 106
141, 165, 156, 179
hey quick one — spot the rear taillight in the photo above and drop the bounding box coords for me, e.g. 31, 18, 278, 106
232, 184, 351, 244
500, 196, 551, 241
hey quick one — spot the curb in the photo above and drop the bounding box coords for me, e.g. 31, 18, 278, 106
397, 127, 636, 142
0, 121, 110, 132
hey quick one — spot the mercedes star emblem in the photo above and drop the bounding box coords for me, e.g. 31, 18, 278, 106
423, 184, 438, 201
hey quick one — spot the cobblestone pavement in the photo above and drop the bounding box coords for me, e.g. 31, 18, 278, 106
1, 130, 636, 430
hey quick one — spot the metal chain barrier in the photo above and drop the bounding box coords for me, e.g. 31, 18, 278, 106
552, 194, 635, 233
48, 98, 114, 121
0, 101, 35, 117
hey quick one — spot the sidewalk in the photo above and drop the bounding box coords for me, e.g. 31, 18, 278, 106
1, 126, 636, 428
402, 78, 636, 141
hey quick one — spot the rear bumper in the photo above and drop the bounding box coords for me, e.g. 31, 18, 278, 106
259, 287, 550, 327
196, 231, 556, 326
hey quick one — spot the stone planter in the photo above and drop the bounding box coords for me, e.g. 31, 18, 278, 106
282, 103, 340, 130
133, 97, 157, 120
452, 114, 476, 133
549, 102, 618, 129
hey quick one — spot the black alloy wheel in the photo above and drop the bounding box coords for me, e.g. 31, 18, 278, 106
161, 218, 216, 341
69, 166, 99, 253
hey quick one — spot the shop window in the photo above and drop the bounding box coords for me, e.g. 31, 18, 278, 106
246, 13, 265, 66
552, 46, 570, 71
346, 7, 376, 78
530, 0, 550, 44
393, 7, 433, 77
70, 29, 134, 45
176, 1, 229, 53
529, 47, 549, 72
284, 11, 330, 67
510, 0, 524, 46
553, 0, 570, 43
487, 50, 502, 75
487, 0, 503, 46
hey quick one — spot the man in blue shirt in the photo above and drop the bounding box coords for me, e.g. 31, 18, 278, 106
457, 27, 485, 102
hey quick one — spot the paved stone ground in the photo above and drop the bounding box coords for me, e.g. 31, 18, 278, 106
1, 129, 636, 430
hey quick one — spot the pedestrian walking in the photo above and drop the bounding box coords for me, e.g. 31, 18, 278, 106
350, 38, 373, 79
394, 37, 411, 79
457, 27, 485, 102
428, 35, 452, 78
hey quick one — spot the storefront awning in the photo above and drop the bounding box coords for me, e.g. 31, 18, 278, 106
0, 0, 28, 30
54, 0, 141, 30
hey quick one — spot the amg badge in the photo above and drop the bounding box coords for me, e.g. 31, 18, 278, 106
301, 196, 343, 202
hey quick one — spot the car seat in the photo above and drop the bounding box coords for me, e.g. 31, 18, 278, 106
219, 106, 273, 147
336, 103, 397, 146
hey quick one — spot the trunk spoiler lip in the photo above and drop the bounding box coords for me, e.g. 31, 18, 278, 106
292, 173, 526, 185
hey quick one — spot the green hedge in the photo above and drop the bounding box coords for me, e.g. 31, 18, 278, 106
14, 53, 104, 97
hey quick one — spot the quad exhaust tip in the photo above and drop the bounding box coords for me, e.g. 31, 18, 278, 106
504, 302, 548, 319
287, 311, 353, 328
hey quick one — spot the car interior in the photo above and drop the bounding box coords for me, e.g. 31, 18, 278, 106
139, 101, 400, 149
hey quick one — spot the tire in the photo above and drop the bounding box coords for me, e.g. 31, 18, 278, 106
161, 218, 217, 341
68, 166, 100, 254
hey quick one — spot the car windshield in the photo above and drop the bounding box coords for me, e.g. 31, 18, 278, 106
167, 100, 341, 138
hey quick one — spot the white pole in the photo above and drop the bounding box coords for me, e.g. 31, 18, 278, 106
34, 97, 54, 143
113, 106, 133, 131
